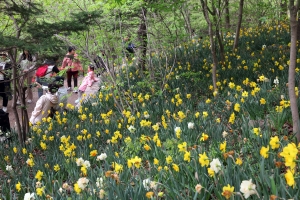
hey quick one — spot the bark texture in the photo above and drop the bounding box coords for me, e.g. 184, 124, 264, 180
233, 0, 244, 51
137, 7, 148, 71
288, 0, 300, 142
200, 0, 217, 90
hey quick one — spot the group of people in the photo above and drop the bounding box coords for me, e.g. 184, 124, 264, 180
0, 46, 99, 126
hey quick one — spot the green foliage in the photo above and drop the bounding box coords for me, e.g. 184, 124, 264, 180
1, 0, 300, 199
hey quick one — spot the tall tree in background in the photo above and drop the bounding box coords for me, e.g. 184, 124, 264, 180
200, 0, 218, 90
180, 2, 193, 38
137, 6, 148, 71
200, 0, 228, 90
213, 0, 225, 63
224, 0, 230, 30
281, 0, 288, 19
232, 0, 244, 51
288, 0, 300, 142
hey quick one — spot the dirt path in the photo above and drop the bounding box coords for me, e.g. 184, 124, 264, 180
1, 76, 100, 129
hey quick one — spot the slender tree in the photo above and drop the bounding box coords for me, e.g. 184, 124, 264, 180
224, 0, 230, 30
232, 0, 244, 51
180, 2, 193, 38
200, 0, 218, 90
288, 0, 300, 142
137, 6, 148, 71
281, 0, 288, 19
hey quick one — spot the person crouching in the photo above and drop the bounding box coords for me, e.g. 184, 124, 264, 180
30, 83, 59, 125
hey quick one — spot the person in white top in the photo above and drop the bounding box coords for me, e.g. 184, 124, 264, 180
29, 83, 59, 125
19, 50, 36, 103
0, 53, 11, 112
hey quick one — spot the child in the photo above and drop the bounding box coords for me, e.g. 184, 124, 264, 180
30, 83, 59, 125
75, 65, 98, 104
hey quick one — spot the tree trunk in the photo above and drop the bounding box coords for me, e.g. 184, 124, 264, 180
7, 8, 28, 145
224, 0, 230, 30
180, 3, 193, 38
288, 0, 300, 142
10, 51, 24, 145
137, 7, 148, 71
281, 0, 288, 19
200, 0, 217, 90
233, 0, 244, 51
297, 17, 300, 40
214, 7, 225, 63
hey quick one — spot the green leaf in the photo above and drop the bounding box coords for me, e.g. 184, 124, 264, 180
270, 175, 277, 195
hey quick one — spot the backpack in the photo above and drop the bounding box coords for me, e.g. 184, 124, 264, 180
126, 43, 135, 53
36, 64, 48, 77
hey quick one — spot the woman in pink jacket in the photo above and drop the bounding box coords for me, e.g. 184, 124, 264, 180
61, 47, 83, 93
75, 65, 98, 104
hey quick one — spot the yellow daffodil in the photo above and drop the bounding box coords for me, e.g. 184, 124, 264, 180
178, 142, 187, 152
207, 167, 215, 177
220, 141, 226, 153
166, 155, 173, 164
222, 184, 234, 199
269, 136, 280, 149
184, 151, 191, 162
35, 170, 43, 181
260, 145, 269, 158
16, 181, 21, 192
54, 164, 60, 172
285, 169, 295, 187
172, 163, 180, 172
199, 152, 209, 167
200, 133, 209, 141
236, 158, 243, 165
146, 191, 154, 199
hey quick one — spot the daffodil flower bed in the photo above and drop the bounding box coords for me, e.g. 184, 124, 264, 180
1, 21, 300, 199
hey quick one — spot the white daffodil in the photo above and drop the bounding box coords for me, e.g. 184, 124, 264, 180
83, 160, 91, 168
240, 179, 257, 199
143, 178, 151, 191
96, 177, 103, 188
273, 77, 279, 85
24, 192, 35, 200
76, 157, 85, 166
222, 131, 228, 138
6, 165, 13, 172
209, 158, 222, 173
188, 122, 195, 129
77, 177, 89, 190
128, 125, 136, 133
97, 153, 107, 161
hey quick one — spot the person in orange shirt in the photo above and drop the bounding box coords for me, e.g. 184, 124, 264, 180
61, 46, 83, 93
